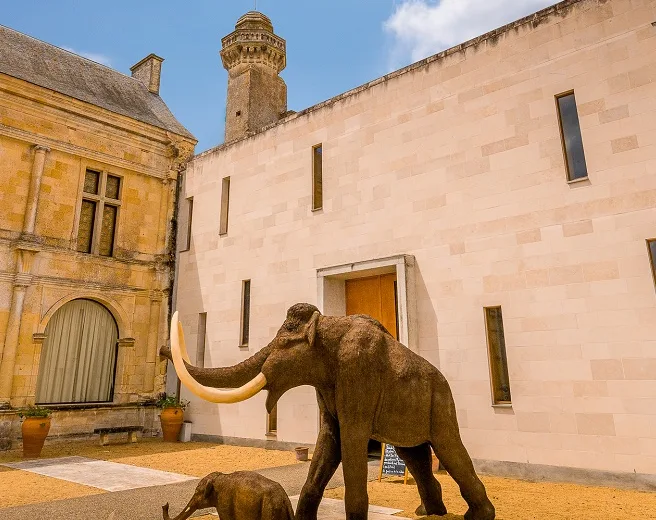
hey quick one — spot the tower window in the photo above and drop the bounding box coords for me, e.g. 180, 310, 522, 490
240, 279, 251, 347
484, 306, 512, 405
556, 91, 588, 182
312, 144, 323, 211
220, 177, 230, 236
236, 111, 241, 117
77, 169, 121, 257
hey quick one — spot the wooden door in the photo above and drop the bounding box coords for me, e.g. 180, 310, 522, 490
345, 273, 398, 339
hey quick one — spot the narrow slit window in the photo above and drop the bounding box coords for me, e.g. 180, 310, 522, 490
484, 306, 512, 404
312, 144, 323, 210
267, 404, 278, 435
648, 239, 656, 290
556, 91, 588, 181
240, 279, 251, 346
182, 197, 193, 251
197, 312, 207, 368
220, 177, 230, 235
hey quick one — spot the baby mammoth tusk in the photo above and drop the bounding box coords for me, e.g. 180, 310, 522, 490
170, 311, 267, 403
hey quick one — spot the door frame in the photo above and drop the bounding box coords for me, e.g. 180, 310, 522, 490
316, 254, 418, 353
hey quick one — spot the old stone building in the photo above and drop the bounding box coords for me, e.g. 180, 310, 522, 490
0, 25, 196, 448
175, 0, 656, 486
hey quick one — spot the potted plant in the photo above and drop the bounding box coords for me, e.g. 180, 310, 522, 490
19, 405, 52, 458
156, 394, 189, 442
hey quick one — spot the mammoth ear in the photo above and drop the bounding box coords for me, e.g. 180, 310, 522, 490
306, 311, 320, 348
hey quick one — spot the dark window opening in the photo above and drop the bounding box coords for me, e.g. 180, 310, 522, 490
484, 306, 512, 404
312, 144, 323, 210
220, 177, 230, 235
556, 91, 588, 181
240, 279, 251, 346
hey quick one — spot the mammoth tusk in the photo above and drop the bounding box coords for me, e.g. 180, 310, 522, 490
170, 311, 267, 404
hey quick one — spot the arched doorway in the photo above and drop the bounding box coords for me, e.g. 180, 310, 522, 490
36, 299, 119, 404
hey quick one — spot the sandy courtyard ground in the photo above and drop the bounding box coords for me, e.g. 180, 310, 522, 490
0, 439, 298, 508
324, 473, 656, 520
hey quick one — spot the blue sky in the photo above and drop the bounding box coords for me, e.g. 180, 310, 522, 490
2, 0, 554, 153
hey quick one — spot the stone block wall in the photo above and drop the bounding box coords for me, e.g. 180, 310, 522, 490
176, 0, 656, 477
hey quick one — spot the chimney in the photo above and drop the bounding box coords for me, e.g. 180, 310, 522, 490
130, 54, 164, 95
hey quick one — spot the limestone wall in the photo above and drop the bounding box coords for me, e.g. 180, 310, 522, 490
176, 0, 656, 477
0, 67, 194, 448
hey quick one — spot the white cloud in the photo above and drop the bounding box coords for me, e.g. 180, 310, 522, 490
62, 46, 112, 67
384, 0, 555, 70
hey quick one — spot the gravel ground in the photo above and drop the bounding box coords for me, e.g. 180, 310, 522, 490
324, 473, 656, 520
0, 439, 299, 509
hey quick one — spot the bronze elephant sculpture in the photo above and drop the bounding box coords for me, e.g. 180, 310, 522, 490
164, 303, 495, 520
162, 471, 294, 520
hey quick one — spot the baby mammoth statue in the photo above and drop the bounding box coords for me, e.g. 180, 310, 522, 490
162, 471, 294, 520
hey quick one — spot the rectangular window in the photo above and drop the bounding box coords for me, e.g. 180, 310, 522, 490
77, 200, 96, 253
556, 91, 588, 181
240, 279, 251, 347
267, 404, 278, 435
98, 205, 118, 257
197, 312, 207, 368
484, 306, 512, 405
77, 169, 121, 256
312, 144, 323, 210
219, 177, 230, 235
648, 239, 656, 289
183, 197, 193, 251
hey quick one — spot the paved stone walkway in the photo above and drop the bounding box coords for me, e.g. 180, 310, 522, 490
2, 456, 196, 491
0, 459, 398, 520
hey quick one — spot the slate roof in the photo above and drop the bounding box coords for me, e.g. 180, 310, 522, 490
0, 24, 195, 140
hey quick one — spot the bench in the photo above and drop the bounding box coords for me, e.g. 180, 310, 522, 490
93, 426, 143, 446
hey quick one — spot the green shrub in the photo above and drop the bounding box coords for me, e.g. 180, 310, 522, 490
155, 393, 189, 410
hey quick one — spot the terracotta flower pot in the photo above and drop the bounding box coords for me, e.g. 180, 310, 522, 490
160, 407, 184, 442
22, 417, 51, 458
295, 447, 309, 461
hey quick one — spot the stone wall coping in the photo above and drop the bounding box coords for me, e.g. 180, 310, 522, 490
196, 0, 588, 159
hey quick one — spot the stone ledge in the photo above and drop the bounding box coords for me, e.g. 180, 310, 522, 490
473, 458, 656, 492
191, 433, 314, 453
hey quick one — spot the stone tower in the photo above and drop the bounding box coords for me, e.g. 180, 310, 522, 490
221, 11, 287, 143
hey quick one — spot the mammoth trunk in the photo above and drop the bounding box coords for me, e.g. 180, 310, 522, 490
170, 311, 268, 404
162, 503, 195, 520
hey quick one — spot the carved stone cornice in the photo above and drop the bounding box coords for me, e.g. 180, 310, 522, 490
13, 273, 32, 288
221, 13, 286, 74
118, 338, 136, 348
32, 333, 47, 345
0, 123, 166, 180
165, 133, 196, 172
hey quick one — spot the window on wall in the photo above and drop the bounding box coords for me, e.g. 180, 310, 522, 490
240, 279, 251, 347
184, 197, 193, 251
219, 177, 230, 235
77, 169, 121, 256
36, 299, 118, 404
648, 239, 656, 289
484, 306, 512, 405
267, 404, 278, 436
197, 312, 207, 368
312, 144, 323, 210
556, 91, 588, 181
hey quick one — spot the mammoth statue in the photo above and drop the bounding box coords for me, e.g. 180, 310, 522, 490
165, 303, 495, 520
162, 471, 294, 520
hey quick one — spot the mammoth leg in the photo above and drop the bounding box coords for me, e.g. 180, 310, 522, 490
295, 395, 342, 520
396, 444, 447, 516
340, 428, 371, 520
430, 401, 494, 520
